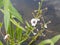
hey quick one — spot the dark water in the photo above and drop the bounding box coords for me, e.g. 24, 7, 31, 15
0, 0, 60, 45
11, 0, 60, 31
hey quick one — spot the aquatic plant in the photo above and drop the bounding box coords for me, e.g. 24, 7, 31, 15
0, 0, 60, 45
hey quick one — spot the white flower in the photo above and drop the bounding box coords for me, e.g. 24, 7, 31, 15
34, 10, 38, 12
36, 29, 39, 31
4, 34, 10, 40
44, 24, 47, 28
31, 18, 40, 26
33, 32, 37, 35
38, 2, 40, 4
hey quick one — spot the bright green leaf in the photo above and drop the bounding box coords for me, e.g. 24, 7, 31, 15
0, 23, 2, 28
0, 0, 3, 8
38, 39, 54, 45
51, 35, 60, 44
16, 26, 22, 41
7, 22, 15, 39
10, 19, 26, 31
38, 35, 60, 45
4, 0, 10, 33
9, 2, 23, 23
0, 41, 3, 45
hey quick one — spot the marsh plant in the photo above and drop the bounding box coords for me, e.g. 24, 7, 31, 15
0, 0, 60, 45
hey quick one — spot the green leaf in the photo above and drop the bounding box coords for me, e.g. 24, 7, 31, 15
38, 35, 60, 45
38, 39, 54, 45
0, 23, 2, 28
4, 10, 10, 33
25, 21, 34, 30
10, 19, 26, 31
4, 0, 10, 33
51, 35, 60, 44
25, 21, 35, 37
0, 0, 3, 8
9, 2, 23, 23
0, 41, 3, 45
16, 25, 22, 41
7, 22, 15, 39
25, 21, 31, 28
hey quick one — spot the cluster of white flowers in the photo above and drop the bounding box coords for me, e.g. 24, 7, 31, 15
30, 18, 51, 35
31, 18, 40, 35
33, 32, 37, 35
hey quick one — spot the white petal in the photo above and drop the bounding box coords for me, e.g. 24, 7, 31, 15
36, 29, 39, 31
31, 23, 37, 26
38, 2, 40, 4
31, 18, 37, 26
36, 19, 40, 21
44, 24, 47, 28
34, 10, 38, 12
33, 32, 37, 35
31, 18, 40, 26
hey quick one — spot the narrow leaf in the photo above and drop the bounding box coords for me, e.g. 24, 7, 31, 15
4, 0, 10, 33
7, 22, 15, 39
9, 2, 23, 23
10, 19, 26, 31
16, 26, 22, 41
